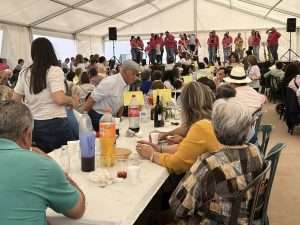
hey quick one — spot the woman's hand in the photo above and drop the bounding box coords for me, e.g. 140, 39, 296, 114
136, 142, 154, 160
149, 131, 168, 142
137, 140, 159, 151
166, 135, 184, 145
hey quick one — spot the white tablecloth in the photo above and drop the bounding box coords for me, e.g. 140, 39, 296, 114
47, 119, 177, 225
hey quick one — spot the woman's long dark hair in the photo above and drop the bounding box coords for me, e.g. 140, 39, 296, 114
30, 38, 59, 94
282, 62, 300, 87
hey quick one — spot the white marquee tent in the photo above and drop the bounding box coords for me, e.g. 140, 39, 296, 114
0, 0, 300, 66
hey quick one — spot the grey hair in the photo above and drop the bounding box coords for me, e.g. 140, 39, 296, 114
0, 101, 33, 141
121, 60, 140, 73
212, 98, 253, 145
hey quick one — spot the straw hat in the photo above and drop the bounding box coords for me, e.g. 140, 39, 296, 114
224, 66, 251, 84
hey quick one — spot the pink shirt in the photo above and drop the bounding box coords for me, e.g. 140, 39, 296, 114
235, 86, 266, 114
149, 37, 156, 49
267, 31, 281, 47
222, 36, 233, 48
164, 34, 177, 49
136, 39, 144, 49
207, 35, 219, 48
252, 36, 261, 47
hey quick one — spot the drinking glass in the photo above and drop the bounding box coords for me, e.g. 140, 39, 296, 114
60, 145, 70, 173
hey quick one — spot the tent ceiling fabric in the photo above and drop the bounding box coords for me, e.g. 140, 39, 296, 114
117, 4, 158, 23
0, 0, 65, 25
80, 0, 145, 16
0, 0, 299, 37
36, 9, 104, 33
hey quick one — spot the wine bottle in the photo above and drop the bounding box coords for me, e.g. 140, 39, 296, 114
154, 95, 164, 127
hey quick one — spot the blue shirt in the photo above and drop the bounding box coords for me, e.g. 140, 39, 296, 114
140, 80, 152, 94
0, 138, 79, 225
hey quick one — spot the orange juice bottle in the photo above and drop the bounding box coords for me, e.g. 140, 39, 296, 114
99, 109, 116, 167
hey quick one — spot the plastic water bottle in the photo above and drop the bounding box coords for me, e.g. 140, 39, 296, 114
99, 109, 116, 167
141, 95, 151, 123
128, 95, 140, 133
79, 112, 96, 172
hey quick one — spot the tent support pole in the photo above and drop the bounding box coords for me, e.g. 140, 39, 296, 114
28, 27, 33, 43
194, 0, 198, 34
296, 28, 300, 55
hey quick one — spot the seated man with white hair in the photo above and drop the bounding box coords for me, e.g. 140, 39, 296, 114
0, 101, 85, 224
84, 60, 140, 131
170, 97, 264, 225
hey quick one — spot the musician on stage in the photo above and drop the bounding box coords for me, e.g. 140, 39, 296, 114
178, 34, 188, 59
188, 33, 200, 56
164, 31, 177, 64
154, 34, 162, 64
266, 27, 281, 63
234, 33, 244, 60
207, 30, 219, 65
135, 36, 144, 64
149, 33, 156, 64
158, 33, 164, 61
252, 31, 261, 61
130, 36, 137, 62
222, 32, 233, 63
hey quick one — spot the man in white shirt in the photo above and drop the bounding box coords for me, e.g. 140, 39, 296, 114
224, 66, 266, 114
84, 60, 140, 131
264, 61, 285, 80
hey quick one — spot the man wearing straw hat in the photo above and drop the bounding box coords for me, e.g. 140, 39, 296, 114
224, 66, 266, 114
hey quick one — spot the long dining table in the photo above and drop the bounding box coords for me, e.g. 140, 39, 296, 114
47, 118, 177, 225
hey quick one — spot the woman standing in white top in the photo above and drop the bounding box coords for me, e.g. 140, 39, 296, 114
13, 37, 78, 153
247, 55, 261, 91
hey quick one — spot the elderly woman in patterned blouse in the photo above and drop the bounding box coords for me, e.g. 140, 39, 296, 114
169, 97, 264, 225
0, 70, 12, 101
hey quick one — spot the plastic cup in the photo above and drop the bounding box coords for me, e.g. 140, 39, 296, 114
115, 117, 121, 137
116, 158, 128, 179
127, 165, 141, 185
150, 132, 160, 145
60, 145, 70, 173
114, 117, 121, 128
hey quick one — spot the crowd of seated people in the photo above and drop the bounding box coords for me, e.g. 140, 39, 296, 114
0, 32, 297, 224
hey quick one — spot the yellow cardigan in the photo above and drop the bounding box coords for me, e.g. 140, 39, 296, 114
159, 119, 220, 174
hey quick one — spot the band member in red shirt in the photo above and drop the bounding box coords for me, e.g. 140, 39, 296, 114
149, 33, 156, 64
207, 30, 219, 64
130, 36, 137, 62
158, 33, 164, 61
164, 31, 177, 63
135, 36, 144, 64
222, 32, 233, 62
252, 31, 261, 61
178, 33, 188, 59
266, 27, 281, 62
